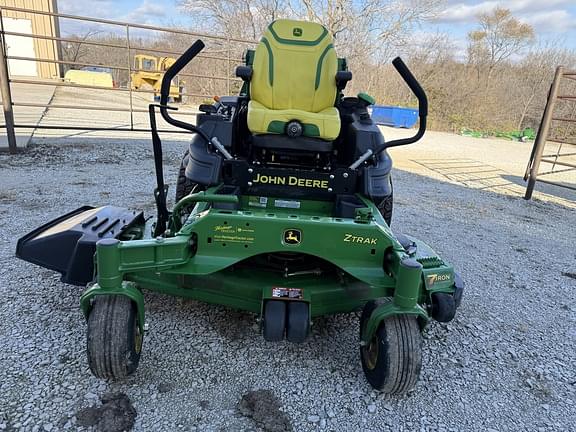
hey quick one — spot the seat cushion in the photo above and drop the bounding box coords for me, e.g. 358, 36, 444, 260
247, 100, 340, 141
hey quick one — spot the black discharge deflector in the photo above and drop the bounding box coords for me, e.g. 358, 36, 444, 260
16, 206, 144, 286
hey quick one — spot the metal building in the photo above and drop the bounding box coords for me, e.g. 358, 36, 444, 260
0, 0, 60, 78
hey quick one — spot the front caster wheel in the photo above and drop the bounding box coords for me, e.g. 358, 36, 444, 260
286, 301, 309, 343
360, 299, 422, 394
262, 300, 286, 342
87, 295, 143, 380
431, 292, 456, 322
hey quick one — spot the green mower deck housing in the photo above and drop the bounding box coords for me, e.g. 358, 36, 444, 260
77, 190, 456, 335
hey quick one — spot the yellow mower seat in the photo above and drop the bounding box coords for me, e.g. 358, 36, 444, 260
247, 19, 340, 141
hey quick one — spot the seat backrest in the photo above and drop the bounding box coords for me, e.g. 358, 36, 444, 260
251, 19, 337, 113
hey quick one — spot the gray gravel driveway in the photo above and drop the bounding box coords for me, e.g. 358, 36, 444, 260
0, 136, 574, 431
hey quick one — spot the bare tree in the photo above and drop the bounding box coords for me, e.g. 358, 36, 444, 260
513, 43, 576, 130
467, 7, 534, 79
61, 30, 102, 70
177, 0, 287, 40
179, 0, 443, 60
58, 2, 571, 135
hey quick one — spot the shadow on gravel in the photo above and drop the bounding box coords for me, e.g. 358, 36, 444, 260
411, 157, 575, 203
0, 140, 184, 170
238, 390, 292, 432
501, 174, 576, 201
76, 393, 137, 432
0, 143, 152, 168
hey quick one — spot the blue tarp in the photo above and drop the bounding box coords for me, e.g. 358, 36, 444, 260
370, 105, 418, 128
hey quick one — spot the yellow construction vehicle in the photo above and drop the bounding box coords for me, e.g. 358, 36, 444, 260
131, 54, 184, 102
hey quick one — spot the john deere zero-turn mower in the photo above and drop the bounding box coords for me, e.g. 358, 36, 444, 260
16, 20, 464, 394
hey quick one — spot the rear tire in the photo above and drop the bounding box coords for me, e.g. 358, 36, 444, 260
176, 150, 202, 223
360, 298, 422, 394
87, 295, 142, 380
377, 177, 393, 226
175, 150, 197, 202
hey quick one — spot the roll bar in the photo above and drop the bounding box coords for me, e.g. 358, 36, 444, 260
349, 57, 428, 169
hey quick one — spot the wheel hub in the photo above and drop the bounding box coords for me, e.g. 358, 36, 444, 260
134, 321, 143, 354
362, 336, 379, 370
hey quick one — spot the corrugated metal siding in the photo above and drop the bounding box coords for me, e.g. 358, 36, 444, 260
0, 0, 60, 78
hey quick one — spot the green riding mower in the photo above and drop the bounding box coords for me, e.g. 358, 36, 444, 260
16, 20, 463, 394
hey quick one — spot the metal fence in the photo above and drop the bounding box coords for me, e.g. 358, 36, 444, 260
0, 5, 256, 153
524, 66, 576, 199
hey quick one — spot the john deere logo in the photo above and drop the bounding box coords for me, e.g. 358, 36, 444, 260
293, 27, 303, 37
283, 229, 302, 245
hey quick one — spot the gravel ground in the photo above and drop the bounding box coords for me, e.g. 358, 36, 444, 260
0, 135, 575, 432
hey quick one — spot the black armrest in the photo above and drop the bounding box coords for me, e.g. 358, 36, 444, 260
336, 70, 352, 90
236, 66, 252, 81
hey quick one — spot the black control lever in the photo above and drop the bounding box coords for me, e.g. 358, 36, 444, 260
385, 57, 428, 147
349, 57, 428, 169
148, 40, 232, 234
158, 40, 209, 140
149, 104, 178, 236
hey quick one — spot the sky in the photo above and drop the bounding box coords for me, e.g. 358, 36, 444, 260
57, 0, 576, 52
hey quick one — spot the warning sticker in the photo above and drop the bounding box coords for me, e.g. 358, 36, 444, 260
274, 199, 301, 209
272, 287, 303, 299
248, 196, 268, 208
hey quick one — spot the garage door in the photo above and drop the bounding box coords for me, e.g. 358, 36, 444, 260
4, 17, 38, 77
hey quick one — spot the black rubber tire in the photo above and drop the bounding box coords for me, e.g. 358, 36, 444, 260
377, 177, 393, 226
87, 295, 142, 380
360, 298, 422, 394
262, 300, 286, 342
286, 301, 309, 343
175, 150, 197, 202
431, 292, 456, 323
454, 272, 464, 309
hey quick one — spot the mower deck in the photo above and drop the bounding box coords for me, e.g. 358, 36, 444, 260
17, 191, 456, 327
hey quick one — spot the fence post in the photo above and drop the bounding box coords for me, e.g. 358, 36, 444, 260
0, 9, 17, 154
226, 37, 231, 95
524, 66, 564, 200
126, 25, 134, 130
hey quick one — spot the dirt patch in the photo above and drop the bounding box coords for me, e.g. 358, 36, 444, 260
0, 191, 16, 203
0, 144, 67, 168
76, 392, 137, 432
237, 390, 292, 432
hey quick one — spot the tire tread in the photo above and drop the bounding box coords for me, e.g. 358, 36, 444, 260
175, 150, 197, 202
360, 298, 422, 394
87, 295, 140, 380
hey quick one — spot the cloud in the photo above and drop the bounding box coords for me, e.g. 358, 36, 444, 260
58, 0, 115, 19
59, 0, 166, 24
57, 0, 171, 36
57, 0, 120, 36
438, 0, 574, 23
521, 10, 575, 33
124, 0, 167, 24
439, 1, 498, 22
